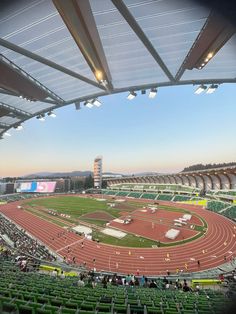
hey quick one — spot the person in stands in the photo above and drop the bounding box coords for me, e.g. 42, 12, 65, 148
149, 279, 157, 288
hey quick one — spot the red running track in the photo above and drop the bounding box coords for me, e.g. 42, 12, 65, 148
1, 198, 236, 276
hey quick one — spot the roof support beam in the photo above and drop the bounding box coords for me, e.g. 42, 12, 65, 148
0, 54, 64, 104
111, 0, 175, 82
53, 0, 113, 91
175, 11, 236, 80
224, 173, 233, 189
184, 175, 192, 187
0, 38, 104, 91
0, 122, 10, 128
176, 175, 184, 185
189, 175, 198, 188
0, 101, 31, 118
0, 88, 58, 105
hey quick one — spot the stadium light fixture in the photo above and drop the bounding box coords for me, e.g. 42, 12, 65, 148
14, 124, 23, 131
149, 88, 157, 98
206, 84, 218, 94
183, 12, 235, 71
47, 111, 56, 118
194, 85, 207, 94
84, 100, 93, 108
95, 70, 103, 81
92, 99, 102, 107
36, 114, 45, 122
127, 91, 137, 100
4, 132, 11, 137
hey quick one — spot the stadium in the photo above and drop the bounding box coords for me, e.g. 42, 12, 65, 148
0, 1, 236, 314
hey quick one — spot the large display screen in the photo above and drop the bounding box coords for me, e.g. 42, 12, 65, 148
16, 181, 56, 193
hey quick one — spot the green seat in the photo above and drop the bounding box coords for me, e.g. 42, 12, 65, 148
147, 306, 163, 314
65, 302, 78, 310
35, 309, 52, 314
96, 303, 111, 312
18, 304, 35, 314
13, 299, 28, 308
50, 298, 64, 307
128, 300, 139, 306
164, 310, 178, 314
130, 305, 144, 314
27, 302, 43, 310
59, 308, 77, 314
23, 293, 36, 302
44, 305, 59, 314
114, 299, 125, 304
141, 300, 153, 306
113, 304, 127, 313
1, 290, 11, 297
80, 302, 96, 311
11, 291, 23, 300
2, 302, 18, 313
36, 297, 50, 305
0, 296, 12, 303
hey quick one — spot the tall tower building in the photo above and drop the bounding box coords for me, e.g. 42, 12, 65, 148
94, 156, 102, 189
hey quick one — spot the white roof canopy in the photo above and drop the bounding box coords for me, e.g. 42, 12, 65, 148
0, 0, 235, 137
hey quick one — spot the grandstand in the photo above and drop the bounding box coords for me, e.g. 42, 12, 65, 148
0, 257, 235, 314
109, 184, 198, 194
106, 166, 236, 192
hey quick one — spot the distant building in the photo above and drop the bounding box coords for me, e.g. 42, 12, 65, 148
94, 156, 102, 188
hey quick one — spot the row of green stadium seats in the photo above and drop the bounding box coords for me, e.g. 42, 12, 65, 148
140, 193, 157, 200
206, 201, 229, 212
156, 194, 174, 201
222, 205, 236, 219
172, 195, 191, 202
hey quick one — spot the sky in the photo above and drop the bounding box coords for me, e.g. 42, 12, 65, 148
0, 83, 236, 177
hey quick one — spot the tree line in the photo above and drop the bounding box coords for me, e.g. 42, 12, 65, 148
182, 162, 236, 172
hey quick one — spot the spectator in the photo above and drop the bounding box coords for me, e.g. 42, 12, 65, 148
0, 215, 55, 262
149, 279, 157, 288
51, 268, 58, 277
143, 277, 149, 288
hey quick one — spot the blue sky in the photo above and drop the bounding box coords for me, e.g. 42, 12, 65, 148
1, 83, 236, 177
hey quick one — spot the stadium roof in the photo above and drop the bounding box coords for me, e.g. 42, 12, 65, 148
0, 0, 236, 138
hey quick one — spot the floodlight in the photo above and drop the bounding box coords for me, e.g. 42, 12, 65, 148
84, 100, 93, 108
183, 12, 235, 70
48, 111, 56, 118
194, 85, 207, 94
127, 91, 137, 100
149, 88, 157, 98
36, 114, 45, 122
206, 84, 218, 94
95, 70, 103, 81
100, 79, 108, 87
92, 99, 101, 107
14, 124, 23, 130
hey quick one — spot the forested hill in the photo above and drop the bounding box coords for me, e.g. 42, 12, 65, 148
182, 162, 236, 172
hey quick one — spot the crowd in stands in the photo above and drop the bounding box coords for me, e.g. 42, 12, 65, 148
53, 271, 199, 293
0, 214, 56, 262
